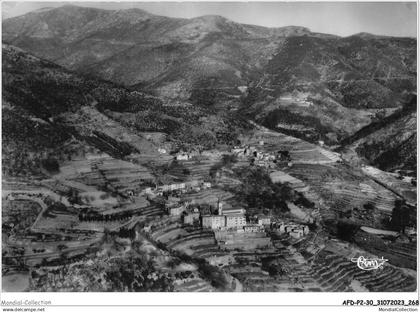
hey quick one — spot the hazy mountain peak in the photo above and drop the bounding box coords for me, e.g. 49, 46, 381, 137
44, 4, 110, 15
273, 25, 311, 36
349, 32, 389, 39
33, 7, 55, 13
113, 7, 157, 18
192, 14, 229, 23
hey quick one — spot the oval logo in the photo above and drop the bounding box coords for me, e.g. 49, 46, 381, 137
351, 256, 388, 271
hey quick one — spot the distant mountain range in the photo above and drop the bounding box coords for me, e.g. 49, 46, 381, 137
2, 5, 417, 173
2, 5, 310, 98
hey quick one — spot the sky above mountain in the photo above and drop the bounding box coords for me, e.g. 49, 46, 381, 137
2, 1, 417, 37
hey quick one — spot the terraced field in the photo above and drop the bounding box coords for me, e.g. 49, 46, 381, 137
173, 277, 215, 292
239, 129, 340, 164
59, 155, 155, 196
353, 231, 417, 270
2, 117, 416, 292
225, 236, 416, 292
289, 148, 336, 164
284, 163, 399, 227
2, 197, 43, 238
128, 154, 174, 166
181, 188, 235, 206
95, 158, 154, 193
74, 171, 107, 189
215, 172, 243, 188
47, 154, 166, 229
62, 107, 159, 156
148, 217, 230, 260
225, 245, 319, 292
167, 230, 217, 255
322, 180, 395, 214
361, 166, 416, 206
269, 171, 307, 191
179, 158, 222, 181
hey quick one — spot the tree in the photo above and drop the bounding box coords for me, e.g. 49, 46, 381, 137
363, 202, 375, 211
221, 154, 238, 166
391, 199, 411, 234
68, 189, 80, 205
336, 221, 359, 241
41, 157, 59, 173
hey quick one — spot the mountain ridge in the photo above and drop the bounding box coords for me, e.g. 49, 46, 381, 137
2, 5, 417, 173
4, 5, 416, 39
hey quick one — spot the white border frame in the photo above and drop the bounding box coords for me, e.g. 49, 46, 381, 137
0, 0, 418, 310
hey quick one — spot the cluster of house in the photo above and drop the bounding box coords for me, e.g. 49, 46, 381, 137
144, 180, 212, 197
183, 210, 200, 225
164, 195, 310, 241
200, 203, 272, 234
165, 196, 186, 216
274, 222, 310, 239
201, 203, 245, 229
5, 192, 46, 201
175, 153, 192, 161
166, 198, 272, 233
405, 226, 416, 239
231, 145, 260, 159
174, 150, 203, 161
164, 196, 203, 221
174, 150, 226, 161
231, 144, 292, 168
257, 215, 271, 226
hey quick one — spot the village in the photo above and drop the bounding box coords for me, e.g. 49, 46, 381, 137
2, 127, 417, 292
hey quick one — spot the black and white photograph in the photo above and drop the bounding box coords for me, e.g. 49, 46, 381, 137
0, 0, 418, 306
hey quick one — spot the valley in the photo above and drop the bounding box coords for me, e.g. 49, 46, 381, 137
1, 5, 417, 293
